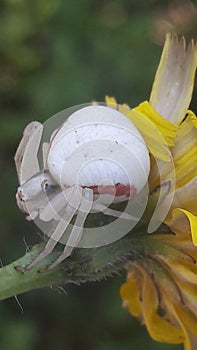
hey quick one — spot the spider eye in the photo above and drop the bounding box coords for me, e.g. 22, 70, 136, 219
18, 190, 24, 201
41, 179, 49, 191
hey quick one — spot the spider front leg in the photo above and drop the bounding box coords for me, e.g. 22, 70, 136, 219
39, 187, 75, 221
45, 187, 93, 270
91, 202, 138, 221
42, 142, 50, 170
15, 121, 43, 184
23, 186, 83, 271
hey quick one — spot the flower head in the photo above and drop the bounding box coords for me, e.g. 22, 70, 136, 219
107, 33, 197, 350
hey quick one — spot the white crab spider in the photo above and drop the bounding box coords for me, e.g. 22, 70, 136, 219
15, 105, 150, 271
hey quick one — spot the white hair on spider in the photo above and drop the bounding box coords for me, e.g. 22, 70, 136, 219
15, 105, 150, 271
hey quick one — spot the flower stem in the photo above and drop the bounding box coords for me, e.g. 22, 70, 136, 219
0, 245, 64, 300
0, 223, 173, 300
0, 234, 143, 300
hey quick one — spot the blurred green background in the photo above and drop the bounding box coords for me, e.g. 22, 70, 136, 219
0, 0, 197, 349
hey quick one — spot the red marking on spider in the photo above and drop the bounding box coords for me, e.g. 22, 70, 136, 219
87, 184, 137, 198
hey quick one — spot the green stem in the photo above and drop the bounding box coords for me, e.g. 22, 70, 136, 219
0, 245, 64, 300
0, 223, 176, 300
0, 234, 144, 300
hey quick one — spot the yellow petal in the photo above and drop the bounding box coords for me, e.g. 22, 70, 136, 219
159, 287, 195, 350
168, 208, 191, 235
162, 300, 192, 350
105, 96, 172, 162
134, 100, 177, 146
175, 305, 197, 339
147, 259, 197, 349
174, 208, 197, 246
105, 96, 130, 113
150, 33, 197, 124
141, 271, 184, 343
105, 96, 119, 108
161, 258, 197, 286
170, 272, 197, 316
172, 114, 197, 188
120, 272, 142, 317
184, 334, 197, 350
172, 177, 197, 215
127, 108, 171, 162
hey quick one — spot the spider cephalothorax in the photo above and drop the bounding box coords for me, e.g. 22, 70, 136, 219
15, 105, 150, 270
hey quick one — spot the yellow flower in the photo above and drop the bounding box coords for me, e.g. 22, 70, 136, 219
107, 33, 197, 350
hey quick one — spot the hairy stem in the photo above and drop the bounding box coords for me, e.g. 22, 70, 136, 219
0, 237, 140, 300
0, 224, 174, 301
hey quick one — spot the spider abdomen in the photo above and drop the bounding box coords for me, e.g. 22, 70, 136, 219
47, 105, 150, 200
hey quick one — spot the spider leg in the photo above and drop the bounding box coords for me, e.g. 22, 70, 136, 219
92, 202, 138, 221
39, 187, 76, 222
42, 142, 50, 170
14, 121, 43, 184
45, 188, 93, 271
24, 186, 82, 270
